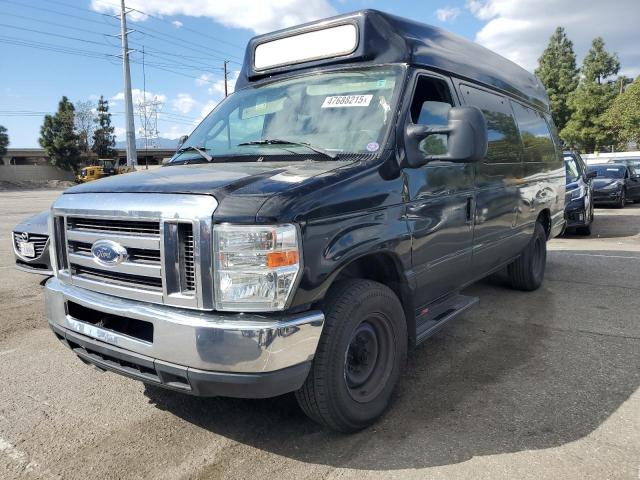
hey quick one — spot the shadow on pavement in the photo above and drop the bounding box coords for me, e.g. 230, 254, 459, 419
144, 243, 640, 470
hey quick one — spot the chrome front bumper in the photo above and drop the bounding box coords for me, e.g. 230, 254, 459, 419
45, 278, 324, 396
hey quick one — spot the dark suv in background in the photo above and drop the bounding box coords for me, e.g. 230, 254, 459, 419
563, 152, 595, 235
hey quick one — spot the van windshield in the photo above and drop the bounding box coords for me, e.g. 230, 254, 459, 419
174, 66, 403, 161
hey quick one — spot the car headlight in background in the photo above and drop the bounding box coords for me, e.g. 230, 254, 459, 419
602, 182, 621, 190
213, 224, 301, 311
567, 185, 586, 200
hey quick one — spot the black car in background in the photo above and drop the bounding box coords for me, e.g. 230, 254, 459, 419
588, 163, 640, 208
607, 157, 640, 170
564, 152, 595, 235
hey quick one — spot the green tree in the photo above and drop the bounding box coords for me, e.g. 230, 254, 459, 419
601, 76, 640, 149
91, 96, 117, 158
535, 27, 579, 132
561, 37, 621, 152
581, 37, 620, 84
39, 96, 80, 170
0, 125, 8, 158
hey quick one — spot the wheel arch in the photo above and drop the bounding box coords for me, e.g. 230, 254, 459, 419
537, 208, 551, 239
318, 251, 415, 344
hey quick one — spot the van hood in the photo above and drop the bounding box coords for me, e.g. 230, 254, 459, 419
66, 160, 350, 197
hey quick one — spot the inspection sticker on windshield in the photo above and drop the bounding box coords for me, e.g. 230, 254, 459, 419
322, 94, 373, 108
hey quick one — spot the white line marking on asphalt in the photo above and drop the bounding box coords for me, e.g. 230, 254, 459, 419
570, 253, 640, 260
0, 349, 17, 356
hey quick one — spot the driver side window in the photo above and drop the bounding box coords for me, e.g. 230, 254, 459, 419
409, 76, 454, 156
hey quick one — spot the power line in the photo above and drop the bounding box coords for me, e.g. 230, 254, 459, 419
0, 0, 115, 27
0, 110, 200, 129
0, 36, 113, 59
81, 0, 244, 50
128, 24, 243, 63
0, 34, 228, 87
1, 18, 225, 74
16, 0, 243, 62
3, 12, 113, 37
0, 22, 120, 49
2, 11, 221, 68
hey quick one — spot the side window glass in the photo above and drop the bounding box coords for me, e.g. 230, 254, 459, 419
565, 158, 580, 183
459, 85, 520, 163
511, 102, 556, 163
409, 76, 453, 156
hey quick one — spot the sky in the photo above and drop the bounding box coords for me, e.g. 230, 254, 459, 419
1, 0, 639, 148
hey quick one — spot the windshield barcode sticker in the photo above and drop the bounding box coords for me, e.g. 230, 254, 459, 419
322, 95, 373, 108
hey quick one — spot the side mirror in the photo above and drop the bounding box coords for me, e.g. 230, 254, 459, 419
404, 106, 488, 167
586, 171, 597, 179
176, 135, 189, 150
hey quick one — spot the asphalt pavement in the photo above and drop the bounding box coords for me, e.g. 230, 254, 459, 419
0, 189, 638, 480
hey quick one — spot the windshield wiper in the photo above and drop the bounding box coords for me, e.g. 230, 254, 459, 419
237, 139, 337, 159
175, 145, 213, 162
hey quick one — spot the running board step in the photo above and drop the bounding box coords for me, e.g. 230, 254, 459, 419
415, 294, 478, 345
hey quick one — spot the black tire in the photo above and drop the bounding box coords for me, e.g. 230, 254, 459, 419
295, 279, 407, 432
507, 222, 547, 291
617, 189, 626, 208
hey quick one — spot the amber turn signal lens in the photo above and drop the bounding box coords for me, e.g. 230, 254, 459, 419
266, 250, 299, 268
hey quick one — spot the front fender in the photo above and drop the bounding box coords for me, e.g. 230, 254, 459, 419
289, 204, 412, 308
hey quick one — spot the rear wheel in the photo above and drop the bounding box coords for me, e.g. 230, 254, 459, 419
507, 222, 547, 291
295, 279, 407, 432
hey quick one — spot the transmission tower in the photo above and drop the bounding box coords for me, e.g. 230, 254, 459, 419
137, 96, 162, 150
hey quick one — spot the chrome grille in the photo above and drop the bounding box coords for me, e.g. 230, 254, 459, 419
73, 265, 163, 290
179, 224, 196, 293
52, 193, 217, 310
67, 218, 160, 236
66, 217, 165, 296
13, 232, 48, 258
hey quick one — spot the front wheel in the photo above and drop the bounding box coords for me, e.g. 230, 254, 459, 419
617, 189, 626, 209
507, 222, 547, 291
296, 279, 407, 432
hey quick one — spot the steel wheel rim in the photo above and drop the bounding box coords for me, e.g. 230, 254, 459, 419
344, 314, 394, 403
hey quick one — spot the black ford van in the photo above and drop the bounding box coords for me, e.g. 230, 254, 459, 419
45, 10, 565, 432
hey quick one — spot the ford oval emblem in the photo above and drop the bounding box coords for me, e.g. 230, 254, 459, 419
91, 240, 128, 267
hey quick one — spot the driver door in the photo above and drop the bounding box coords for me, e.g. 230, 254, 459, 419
403, 71, 475, 308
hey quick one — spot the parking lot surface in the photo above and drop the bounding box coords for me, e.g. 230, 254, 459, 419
0, 189, 638, 480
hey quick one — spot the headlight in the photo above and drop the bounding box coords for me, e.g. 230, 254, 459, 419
602, 182, 620, 190
567, 185, 586, 200
213, 224, 301, 311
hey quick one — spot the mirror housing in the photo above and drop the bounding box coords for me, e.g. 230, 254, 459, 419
176, 134, 189, 151
404, 106, 488, 167
586, 170, 597, 180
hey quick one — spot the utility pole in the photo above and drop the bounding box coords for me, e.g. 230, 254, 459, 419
223, 60, 229, 97
120, 0, 137, 167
